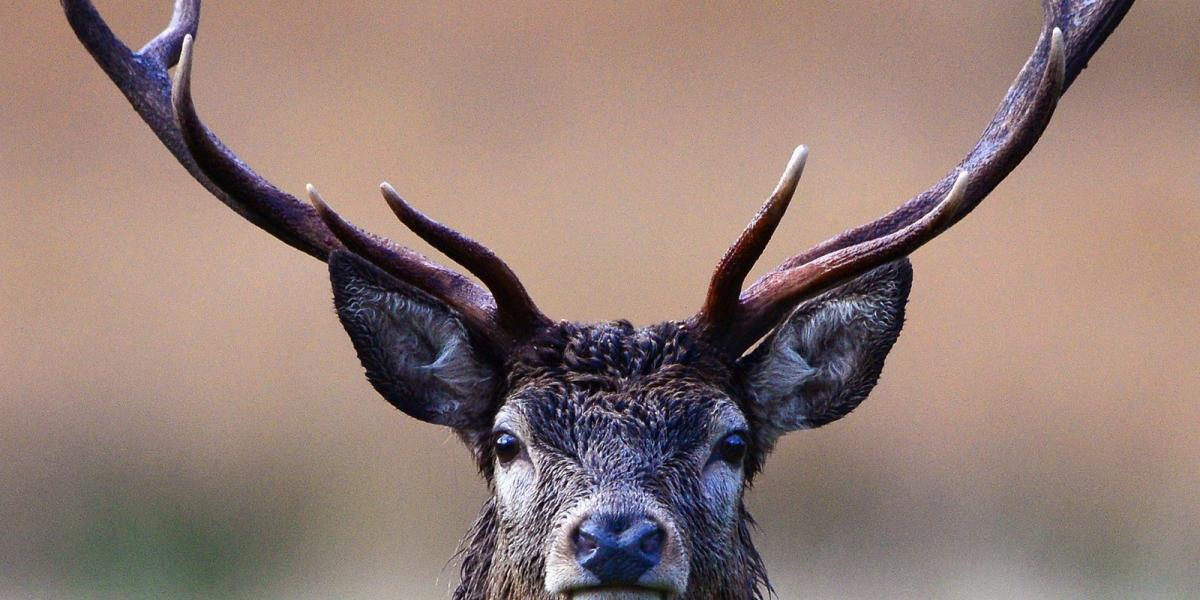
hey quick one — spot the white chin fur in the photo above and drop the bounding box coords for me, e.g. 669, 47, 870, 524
570, 590, 667, 600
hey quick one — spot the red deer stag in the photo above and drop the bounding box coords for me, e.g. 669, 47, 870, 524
63, 1, 1133, 598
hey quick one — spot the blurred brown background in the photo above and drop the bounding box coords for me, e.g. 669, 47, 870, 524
2, 1, 1197, 598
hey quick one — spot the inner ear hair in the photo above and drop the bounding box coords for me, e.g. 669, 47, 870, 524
739, 259, 912, 442
329, 250, 501, 431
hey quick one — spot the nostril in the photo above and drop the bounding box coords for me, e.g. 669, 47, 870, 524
573, 526, 599, 559
573, 513, 667, 586
637, 524, 664, 559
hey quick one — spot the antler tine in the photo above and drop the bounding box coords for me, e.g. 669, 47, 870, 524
767, 28, 1071, 281
770, 0, 1133, 279
725, 170, 973, 352
139, 0, 199, 65
787, 0, 1132, 276
65, 1, 549, 349
690, 0, 1137, 356
696, 146, 808, 338
306, 186, 512, 346
62, 0, 337, 259
171, 34, 340, 258
380, 184, 551, 336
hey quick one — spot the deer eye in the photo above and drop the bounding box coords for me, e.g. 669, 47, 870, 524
714, 431, 749, 466
494, 432, 523, 465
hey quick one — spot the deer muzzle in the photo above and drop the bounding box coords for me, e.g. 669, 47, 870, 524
545, 495, 687, 599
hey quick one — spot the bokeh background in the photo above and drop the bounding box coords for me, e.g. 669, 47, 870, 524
2, 1, 1197, 598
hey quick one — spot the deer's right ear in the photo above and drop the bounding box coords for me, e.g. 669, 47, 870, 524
328, 250, 501, 431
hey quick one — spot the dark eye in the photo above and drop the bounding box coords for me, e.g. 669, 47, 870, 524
494, 432, 522, 465
715, 432, 749, 466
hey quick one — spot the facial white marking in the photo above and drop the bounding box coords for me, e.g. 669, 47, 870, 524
700, 405, 750, 526
491, 409, 537, 508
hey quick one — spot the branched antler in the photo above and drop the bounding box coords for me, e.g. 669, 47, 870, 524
690, 0, 1133, 354
62, 0, 549, 350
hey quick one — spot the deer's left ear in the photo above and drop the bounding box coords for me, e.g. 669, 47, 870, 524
738, 259, 912, 444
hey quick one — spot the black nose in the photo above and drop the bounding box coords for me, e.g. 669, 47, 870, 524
573, 512, 665, 586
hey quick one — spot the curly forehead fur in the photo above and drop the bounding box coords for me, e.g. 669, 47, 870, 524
511, 321, 729, 384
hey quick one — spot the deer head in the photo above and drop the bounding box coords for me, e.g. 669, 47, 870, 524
63, 1, 1133, 598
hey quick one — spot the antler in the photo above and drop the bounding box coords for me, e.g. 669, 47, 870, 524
691, 0, 1134, 355
62, 0, 549, 349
